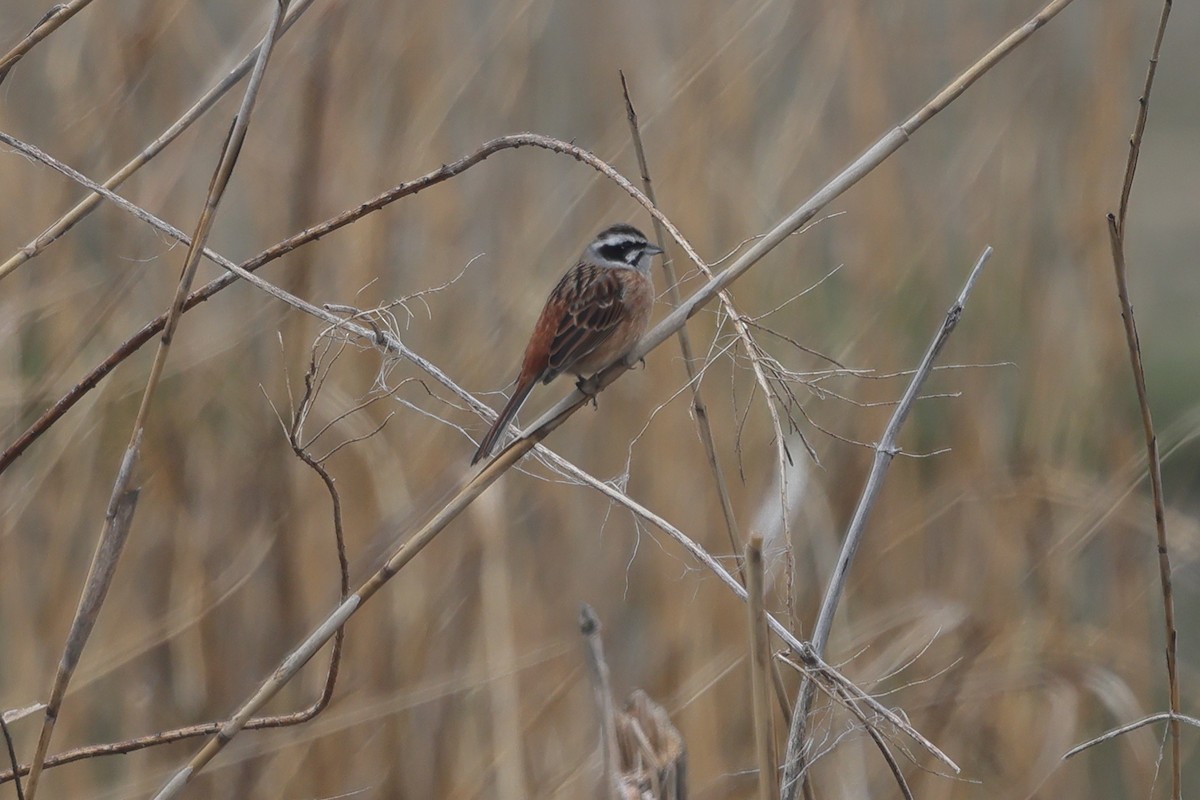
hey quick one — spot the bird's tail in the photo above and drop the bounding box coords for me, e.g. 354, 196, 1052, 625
472, 379, 536, 464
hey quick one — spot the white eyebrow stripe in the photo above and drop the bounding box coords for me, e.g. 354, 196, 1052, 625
598, 235, 642, 248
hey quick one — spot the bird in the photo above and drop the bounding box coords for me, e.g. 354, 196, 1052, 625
471, 223, 663, 464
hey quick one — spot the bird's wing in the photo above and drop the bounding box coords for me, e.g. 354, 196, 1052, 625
543, 264, 629, 381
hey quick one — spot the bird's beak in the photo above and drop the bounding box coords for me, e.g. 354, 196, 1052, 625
646, 243, 664, 256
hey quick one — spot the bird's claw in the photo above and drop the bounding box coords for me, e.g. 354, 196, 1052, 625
576, 376, 600, 408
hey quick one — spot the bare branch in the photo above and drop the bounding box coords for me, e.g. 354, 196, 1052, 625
1064, 713, 1200, 760
781, 247, 992, 797
1102, 1, 1180, 793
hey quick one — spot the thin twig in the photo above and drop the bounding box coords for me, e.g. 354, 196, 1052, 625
1101, 2, 1179, 793
21, 488, 140, 797
745, 534, 778, 800
621, 71, 746, 583
1116, 0, 1173, 239
0, 0, 323, 282
1063, 712, 1200, 760
781, 247, 992, 798
0, 716, 24, 800
20, 3, 291, 796
624, 71, 795, 732
580, 605, 624, 800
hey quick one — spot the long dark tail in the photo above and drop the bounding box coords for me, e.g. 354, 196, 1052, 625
472, 379, 536, 464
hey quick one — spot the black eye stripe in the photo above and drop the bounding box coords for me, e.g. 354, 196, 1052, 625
599, 242, 628, 261
598, 240, 644, 262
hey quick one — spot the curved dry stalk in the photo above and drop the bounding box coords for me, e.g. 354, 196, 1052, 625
20, 3, 291, 796
5, 0, 1073, 785
0, 0, 323, 282
0, 131, 695, 476
1064, 712, 1200, 761
780, 247, 991, 796
146, 306, 958, 799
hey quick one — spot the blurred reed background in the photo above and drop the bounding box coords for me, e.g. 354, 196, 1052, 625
2, 0, 1199, 797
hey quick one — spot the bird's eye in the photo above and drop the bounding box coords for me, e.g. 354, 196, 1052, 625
598, 243, 628, 262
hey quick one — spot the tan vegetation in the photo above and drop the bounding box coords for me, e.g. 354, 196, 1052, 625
1, 0, 1197, 797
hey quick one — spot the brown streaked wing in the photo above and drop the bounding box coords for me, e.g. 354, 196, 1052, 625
543, 265, 628, 381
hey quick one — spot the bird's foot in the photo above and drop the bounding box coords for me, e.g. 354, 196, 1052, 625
576, 376, 600, 408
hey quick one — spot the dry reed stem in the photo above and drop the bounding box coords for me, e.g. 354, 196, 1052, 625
6, 0, 1070, 785
1107, 214, 1181, 796
1064, 712, 1200, 760
486, 406, 957, 773
0, 131, 697, 476
621, 71, 748, 585
5, 86, 993, 800
6, 9, 1027, 787
1086, 1, 1180, 792
472, 487, 530, 800
22, 240, 953, 789
780, 246, 992, 795
0, 0, 94, 85
0, 711, 25, 800
62, 246, 954, 791
20, 3, 291, 796
745, 535, 778, 800
0, 0, 323, 282
580, 605, 624, 800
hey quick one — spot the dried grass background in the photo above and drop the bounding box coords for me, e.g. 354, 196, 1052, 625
2, 0, 1200, 797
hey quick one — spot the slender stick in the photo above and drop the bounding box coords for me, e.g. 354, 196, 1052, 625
780, 247, 992, 798
1064, 712, 1200, 761
580, 606, 624, 800
0, 716, 25, 800
621, 72, 748, 581
1094, 1, 1180, 796
745, 535, 778, 800
20, 4, 291, 796
1108, 214, 1180, 797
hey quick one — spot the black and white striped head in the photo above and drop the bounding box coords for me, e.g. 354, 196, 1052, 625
582, 223, 664, 274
